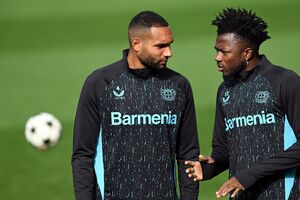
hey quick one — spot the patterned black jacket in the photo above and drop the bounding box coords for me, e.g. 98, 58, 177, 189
72, 49, 199, 200
203, 55, 300, 200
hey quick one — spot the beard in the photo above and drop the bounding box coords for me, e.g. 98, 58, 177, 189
223, 60, 247, 87
138, 49, 166, 71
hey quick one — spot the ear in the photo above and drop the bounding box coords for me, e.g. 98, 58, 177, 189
131, 37, 142, 52
244, 47, 253, 61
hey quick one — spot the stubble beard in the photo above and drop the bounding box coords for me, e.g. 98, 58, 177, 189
139, 51, 166, 71
223, 60, 247, 86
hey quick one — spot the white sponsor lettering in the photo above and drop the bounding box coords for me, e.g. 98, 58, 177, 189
111, 111, 177, 126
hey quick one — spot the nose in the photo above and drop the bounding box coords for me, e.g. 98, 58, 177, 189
163, 47, 172, 58
215, 52, 222, 62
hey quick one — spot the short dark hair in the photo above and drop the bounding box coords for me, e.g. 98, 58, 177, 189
212, 8, 271, 51
128, 11, 169, 44
129, 11, 168, 31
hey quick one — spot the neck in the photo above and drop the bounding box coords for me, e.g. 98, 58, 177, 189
127, 48, 145, 69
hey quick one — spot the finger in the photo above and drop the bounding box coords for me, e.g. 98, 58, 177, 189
199, 155, 215, 164
190, 173, 200, 181
221, 190, 228, 197
187, 172, 196, 179
216, 184, 226, 197
184, 161, 195, 166
217, 184, 234, 197
185, 168, 198, 180
207, 156, 215, 163
231, 187, 240, 198
199, 155, 209, 161
184, 161, 190, 165
185, 167, 194, 173
216, 191, 222, 198
185, 167, 190, 173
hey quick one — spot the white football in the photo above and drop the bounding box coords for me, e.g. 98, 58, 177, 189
25, 112, 62, 150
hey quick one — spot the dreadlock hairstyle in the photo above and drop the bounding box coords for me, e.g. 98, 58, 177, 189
212, 8, 271, 52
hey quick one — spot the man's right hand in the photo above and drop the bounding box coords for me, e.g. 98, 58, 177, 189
185, 155, 215, 181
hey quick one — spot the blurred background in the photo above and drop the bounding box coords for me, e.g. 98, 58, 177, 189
0, 0, 299, 199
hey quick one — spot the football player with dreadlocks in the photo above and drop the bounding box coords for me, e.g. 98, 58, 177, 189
185, 8, 300, 199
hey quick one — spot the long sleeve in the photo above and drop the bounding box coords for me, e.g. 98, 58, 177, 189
235, 70, 300, 189
72, 73, 101, 200
202, 85, 229, 180
176, 80, 199, 200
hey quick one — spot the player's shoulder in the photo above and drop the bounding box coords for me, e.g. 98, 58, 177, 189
260, 60, 299, 85
276, 67, 300, 88
91, 59, 124, 78
84, 59, 126, 86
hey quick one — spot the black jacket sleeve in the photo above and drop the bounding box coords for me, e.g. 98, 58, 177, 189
202, 85, 229, 180
72, 73, 102, 200
176, 79, 199, 200
235, 71, 300, 189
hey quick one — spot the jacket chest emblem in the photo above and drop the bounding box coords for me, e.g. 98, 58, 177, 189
160, 88, 176, 101
222, 91, 230, 105
113, 86, 125, 100
255, 91, 270, 103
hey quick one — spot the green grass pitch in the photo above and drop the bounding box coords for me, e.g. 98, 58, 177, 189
0, 0, 299, 199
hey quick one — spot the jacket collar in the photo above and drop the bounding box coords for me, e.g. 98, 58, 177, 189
224, 55, 270, 87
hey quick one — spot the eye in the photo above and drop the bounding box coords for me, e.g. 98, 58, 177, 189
156, 44, 169, 49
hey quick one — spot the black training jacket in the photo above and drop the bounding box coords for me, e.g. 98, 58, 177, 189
202, 55, 300, 200
72, 49, 199, 200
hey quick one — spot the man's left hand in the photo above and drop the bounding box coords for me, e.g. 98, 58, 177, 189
216, 177, 245, 198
